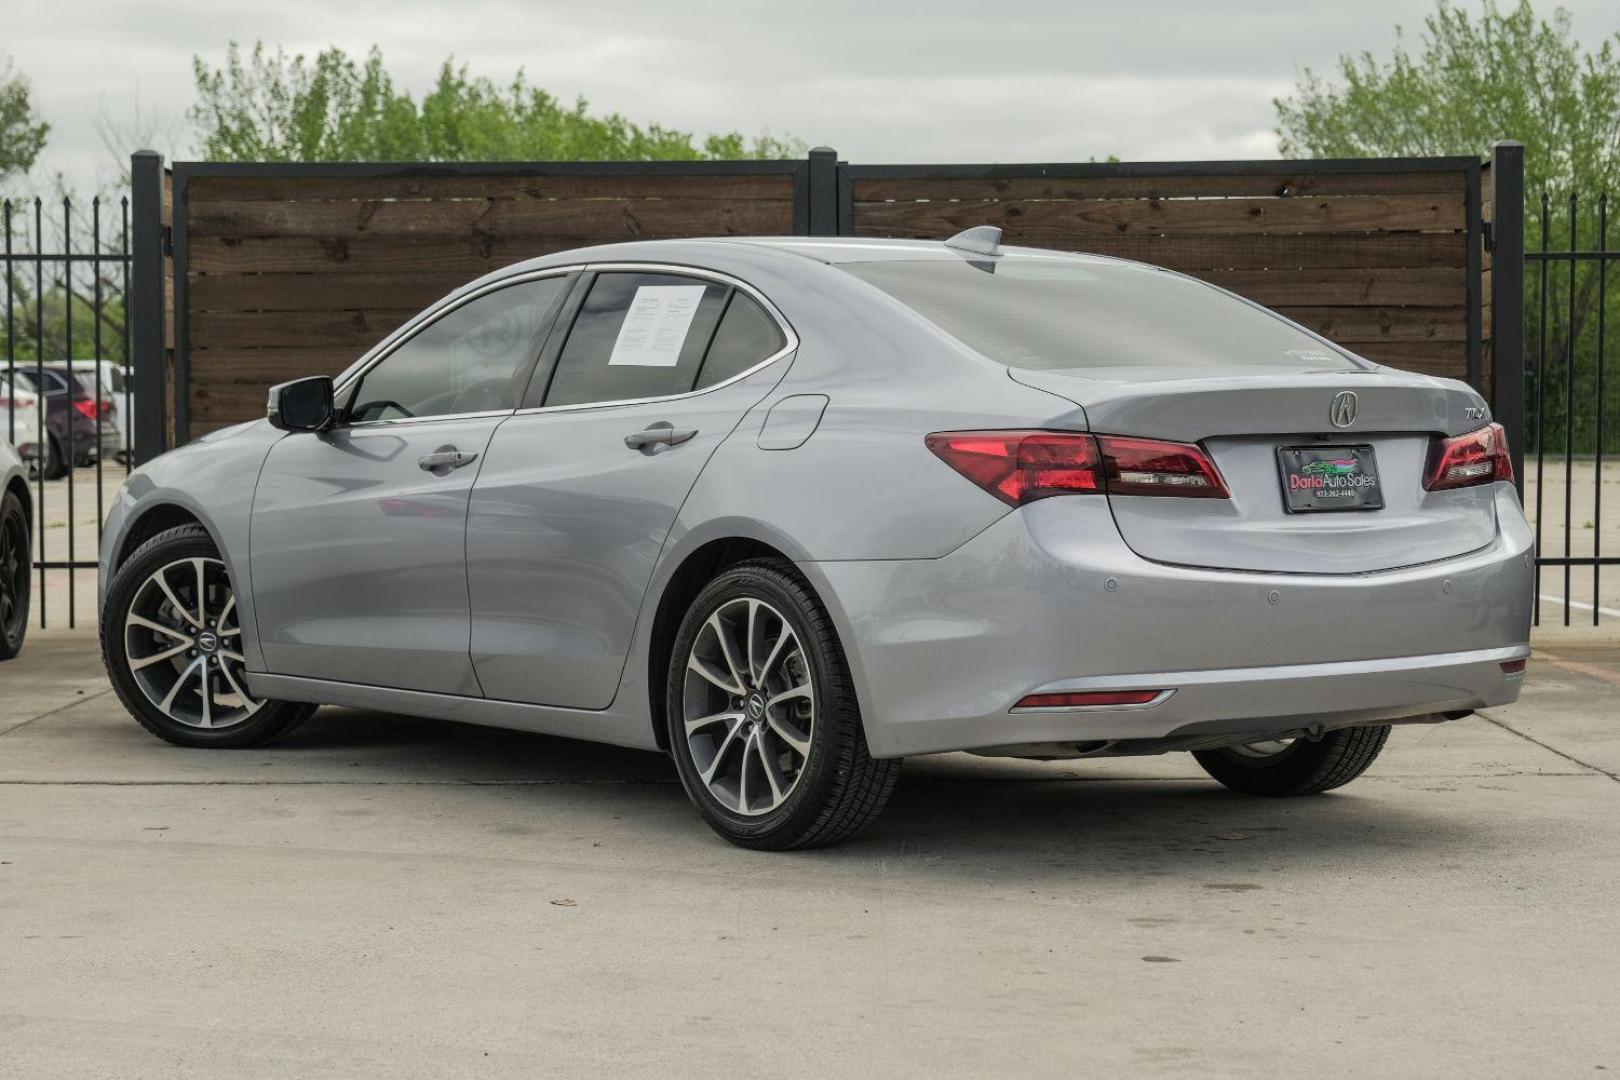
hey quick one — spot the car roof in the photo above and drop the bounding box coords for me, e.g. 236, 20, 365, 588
459, 235, 1138, 299
714, 236, 1127, 266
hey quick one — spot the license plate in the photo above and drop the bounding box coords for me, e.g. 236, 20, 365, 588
1277, 445, 1384, 512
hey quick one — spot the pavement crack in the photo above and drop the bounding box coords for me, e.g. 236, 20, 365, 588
0, 688, 114, 739
1478, 711, 1620, 783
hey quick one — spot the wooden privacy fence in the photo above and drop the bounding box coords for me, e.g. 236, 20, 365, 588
128, 149, 1490, 451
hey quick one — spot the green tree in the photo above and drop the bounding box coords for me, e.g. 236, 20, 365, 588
1275, 1, 1620, 453
190, 43, 801, 163
1, 56, 49, 185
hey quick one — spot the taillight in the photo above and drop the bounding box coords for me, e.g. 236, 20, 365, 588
926, 430, 1227, 506
1424, 422, 1513, 491
1096, 435, 1229, 498
72, 397, 98, 420
924, 431, 1102, 506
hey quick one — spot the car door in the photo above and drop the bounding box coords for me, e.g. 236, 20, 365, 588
467, 267, 795, 709
250, 272, 573, 695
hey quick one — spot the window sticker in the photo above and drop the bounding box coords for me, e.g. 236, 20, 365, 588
608, 285, 708, 367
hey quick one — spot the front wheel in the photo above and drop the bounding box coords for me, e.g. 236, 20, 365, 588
666, 560, 899, 850
101, 524, 314, 748
1193, 726, 1391, 796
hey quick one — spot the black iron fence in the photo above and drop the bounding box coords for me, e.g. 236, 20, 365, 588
2, 194, 132, 630
1524, 189, 1617, 625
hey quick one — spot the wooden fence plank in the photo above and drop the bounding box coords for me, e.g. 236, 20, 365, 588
190, 348, 364, 383
852, 194, 1462, 236
189, 196, 793, 240
191, 308, 417, 351
1333, 340, 1465, 374
1271, 305, 1469, 342
188, 173, 797, 203
189, 271, 460, 312
851, 170, 1468, 203
186, 228, 780, 274
851, 231, 1467, 270
1197, 268, 1464, 307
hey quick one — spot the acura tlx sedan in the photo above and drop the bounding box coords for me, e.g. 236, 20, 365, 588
98, 227, 1533, 849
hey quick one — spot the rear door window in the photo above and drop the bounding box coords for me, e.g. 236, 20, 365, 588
541, 272, 728, 407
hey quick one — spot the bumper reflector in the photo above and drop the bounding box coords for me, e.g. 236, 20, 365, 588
1014, 689, 1165, 709
1500, 658, 1527, 677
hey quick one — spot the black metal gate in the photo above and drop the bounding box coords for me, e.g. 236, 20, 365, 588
2, 195, 132, 630
1491, 141, 1619, 626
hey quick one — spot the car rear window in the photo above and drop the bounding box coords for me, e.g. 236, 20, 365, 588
840, 257, 1360, 371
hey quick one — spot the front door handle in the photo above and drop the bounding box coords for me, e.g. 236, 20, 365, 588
417, 448, 479, 472
624, 422, 698, 451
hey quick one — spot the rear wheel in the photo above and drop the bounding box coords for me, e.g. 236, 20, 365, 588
1193, 726, 1391, 796
102, 524, 314, 748
0, 489, 29, 659
666, 560, 899, 850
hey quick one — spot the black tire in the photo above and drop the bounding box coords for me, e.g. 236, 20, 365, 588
1193, 725, 1391, 796
0, 489, 29, 660
665, 559, 900, 850
41, 435, 66, 480
101, 523, 315, 748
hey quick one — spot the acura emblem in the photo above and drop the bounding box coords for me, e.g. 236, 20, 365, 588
1329, 391, 1358, 429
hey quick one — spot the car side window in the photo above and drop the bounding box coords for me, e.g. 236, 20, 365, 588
345, 276, 568, 423
695, 293, 788, 390
541, 272, 728, 408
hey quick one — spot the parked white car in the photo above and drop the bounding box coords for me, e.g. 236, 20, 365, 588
0, 374, 45, 474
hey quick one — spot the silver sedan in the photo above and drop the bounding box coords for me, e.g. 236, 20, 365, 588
98, 229, 1532, 849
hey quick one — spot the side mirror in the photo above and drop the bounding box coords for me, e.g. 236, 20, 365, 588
267, 376, 335, 432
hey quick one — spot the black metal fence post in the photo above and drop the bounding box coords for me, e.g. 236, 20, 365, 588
130, 150, 167, 466
807, 147, 840, 237
1490, 141, 1526, 493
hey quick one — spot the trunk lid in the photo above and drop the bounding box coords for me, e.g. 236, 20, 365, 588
1013, 365, 1499, 574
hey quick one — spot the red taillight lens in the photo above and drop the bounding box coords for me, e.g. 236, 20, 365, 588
1014, 689, 1166, 709
72, 397, 98, 420
926, 430, 1227, 506
925, 431, 1103, 506
1096, 435, 1230, 498
1424, 422, 1513, 491
1500, 658, 1527, 676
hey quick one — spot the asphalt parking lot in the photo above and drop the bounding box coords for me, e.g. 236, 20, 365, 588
2, 629, 1618, 1079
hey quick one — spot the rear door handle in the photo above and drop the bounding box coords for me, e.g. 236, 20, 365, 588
417, 448, 479, 472
624, 422, 697, 451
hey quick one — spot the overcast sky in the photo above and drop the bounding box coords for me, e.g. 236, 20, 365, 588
6, 0, 1618, 193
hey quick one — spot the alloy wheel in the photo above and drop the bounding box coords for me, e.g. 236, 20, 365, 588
682, 597, 815, 816
0, 509, 25, 639
122, 556, 260, 729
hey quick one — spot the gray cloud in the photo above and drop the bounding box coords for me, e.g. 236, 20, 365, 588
6, 0, 1617, 193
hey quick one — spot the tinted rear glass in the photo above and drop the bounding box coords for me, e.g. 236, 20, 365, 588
841, 258, 1359, 371
695, 293, 786, 390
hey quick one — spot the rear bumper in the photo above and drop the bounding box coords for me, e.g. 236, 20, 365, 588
802, 485, 1534, 758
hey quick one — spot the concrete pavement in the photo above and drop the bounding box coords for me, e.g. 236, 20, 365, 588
1, 630, 1617, 1079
